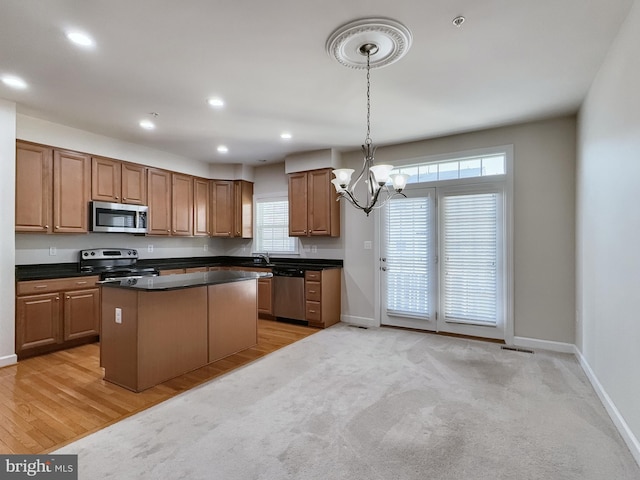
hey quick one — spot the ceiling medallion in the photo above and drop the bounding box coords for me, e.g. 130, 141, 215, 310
325, 17, 413, 70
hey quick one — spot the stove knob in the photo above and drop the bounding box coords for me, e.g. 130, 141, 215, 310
83, 252, 88, 256
128, 251, 132, 255
91, 252, 96, 256
132, 250, 137, 256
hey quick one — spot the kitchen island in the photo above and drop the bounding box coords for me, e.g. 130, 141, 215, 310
100, 270, 268, 392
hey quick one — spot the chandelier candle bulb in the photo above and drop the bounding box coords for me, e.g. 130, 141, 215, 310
332, 169, 355, 188
369, 164, 394, 185
390, 173, 410, 192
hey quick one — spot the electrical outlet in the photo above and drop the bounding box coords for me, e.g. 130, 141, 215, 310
49, 247, 57, 256
203, 244, 208, 252
115, 308, 122, 324
147, 244, 154, 253
311, 245, 318, 253
364, 241, 372, 250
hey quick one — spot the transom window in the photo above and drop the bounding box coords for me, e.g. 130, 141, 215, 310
391, 153, 506, 184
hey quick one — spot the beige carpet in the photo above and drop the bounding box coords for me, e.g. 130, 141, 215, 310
56, 324, 640, 479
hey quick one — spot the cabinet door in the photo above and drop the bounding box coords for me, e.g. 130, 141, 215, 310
147, 168, 172, 235
234, 180, 253, 238
91, 156, 121, 202
15, 141, 52, 233
121, 162, 147, 205
211, 180, 233, 237
16, 293, 62, 352
63, 288, 100, 341
258, 277, 273, 315
308, 168, 339, 236
172, 173, 193, 236
53, 149, 91, 233
288, 172, 308, 236
194, 177, 210, 236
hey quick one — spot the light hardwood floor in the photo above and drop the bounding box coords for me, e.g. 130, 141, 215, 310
0, 319, 317, 454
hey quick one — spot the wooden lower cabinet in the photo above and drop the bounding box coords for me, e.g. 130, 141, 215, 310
258, 277, 273, 316
16, 276, 100, 358
305, 269, 341, 328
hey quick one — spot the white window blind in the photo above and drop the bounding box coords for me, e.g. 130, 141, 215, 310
442, 193, 498, 325
255, 199, 296, 254
384, 196, 432, 318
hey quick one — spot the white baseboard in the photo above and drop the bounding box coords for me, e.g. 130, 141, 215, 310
0, 353, 17, 368
512, 336, 575, 353
340, 315, 378, 329
574, 346, 640, 467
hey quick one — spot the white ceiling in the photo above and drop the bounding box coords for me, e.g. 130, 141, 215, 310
0, 0, 634, 165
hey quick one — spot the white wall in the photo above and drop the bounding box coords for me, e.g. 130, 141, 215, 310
340, 116, 576, 343
0, 99, 17, 367
577, 0, 640, 457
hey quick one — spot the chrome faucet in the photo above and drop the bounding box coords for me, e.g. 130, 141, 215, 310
256, 252, 270, 264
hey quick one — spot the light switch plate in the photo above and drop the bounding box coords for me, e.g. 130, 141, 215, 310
364, 241, 372, 250
115, 308, 122, 324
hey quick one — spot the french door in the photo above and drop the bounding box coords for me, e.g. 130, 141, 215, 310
380, 183, 507, 340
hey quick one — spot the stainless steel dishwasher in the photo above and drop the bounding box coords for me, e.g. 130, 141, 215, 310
272, 266, 306, 321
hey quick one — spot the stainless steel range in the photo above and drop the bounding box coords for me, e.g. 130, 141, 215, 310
79, 248, 159, 283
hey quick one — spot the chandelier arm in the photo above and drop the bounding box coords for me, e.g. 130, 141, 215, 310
338, 190, 368, 211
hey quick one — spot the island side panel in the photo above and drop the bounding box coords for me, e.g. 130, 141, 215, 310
208, 279, 258, 363
137, 286, 209, 391
101, 287, 139, 391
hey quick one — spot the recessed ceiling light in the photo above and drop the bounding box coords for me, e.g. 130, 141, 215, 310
207, 97, 225, 108
452, 16, 465, 27
1, 75, 27, 89
217, 145, 228, 153
139, 120, 155, 130
280, 132, 292, 140
66, 31, 95, 48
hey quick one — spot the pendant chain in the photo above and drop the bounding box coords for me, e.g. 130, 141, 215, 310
365, 51, 372, 146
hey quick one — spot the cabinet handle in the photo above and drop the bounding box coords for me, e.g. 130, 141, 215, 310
123, 197, 127, 201
173, 229, 176, 233
55, 225, 60, 229
34, 285, 48, 289
309, 310, 317, 313
309, 290, 317, 294
76, 281, 87, 285
66, 295, 70, 299
56, 297, 60, 301
43, 225, 49, 229
115, 196, 119, 199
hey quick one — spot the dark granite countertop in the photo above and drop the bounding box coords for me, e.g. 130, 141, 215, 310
15, 256, 343, 281
101, 270, 270, 291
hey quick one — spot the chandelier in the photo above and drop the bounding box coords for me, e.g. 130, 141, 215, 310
326, 18, 412, 216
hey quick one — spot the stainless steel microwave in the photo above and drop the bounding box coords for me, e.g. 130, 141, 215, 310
90, 201, 148, 234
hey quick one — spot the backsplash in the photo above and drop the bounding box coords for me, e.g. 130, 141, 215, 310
15, 233, 222, 265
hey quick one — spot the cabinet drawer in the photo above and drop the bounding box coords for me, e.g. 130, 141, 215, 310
305, 270, 322, 281
305, 301, 321, 322
17, 276, 99, 295
305, 281, 321, 302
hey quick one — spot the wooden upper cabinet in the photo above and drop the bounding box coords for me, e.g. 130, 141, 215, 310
147, 168, 172, 235
91, 156, 121, 202
171, 173, 193, 236
122, 163, 147, 205
16, 141, 52, 233
288, 172, 308, 236
194, 177, 210, 236
16, 141, 90, 234
210, 180, 234, 237
289, 168, 340, 237
210, 180, 254, 238
53, 149, 91, 233
92, 157, 147, 205
308, 169, 339, 236
233, 180, 253, 238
